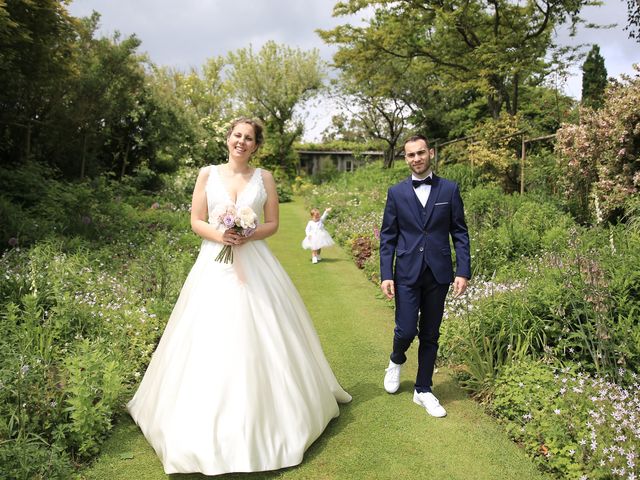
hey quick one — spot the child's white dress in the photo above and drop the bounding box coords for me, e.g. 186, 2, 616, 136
302, 210, 335, 250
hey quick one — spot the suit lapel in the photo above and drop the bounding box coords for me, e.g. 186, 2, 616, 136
402, 177, 424, 226
423, 175, 441, 226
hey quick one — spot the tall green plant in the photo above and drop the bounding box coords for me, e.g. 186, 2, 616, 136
581, 44, 608, 109
455, 293, 547, 399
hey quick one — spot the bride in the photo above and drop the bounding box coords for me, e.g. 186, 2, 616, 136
127, 118, 351, 475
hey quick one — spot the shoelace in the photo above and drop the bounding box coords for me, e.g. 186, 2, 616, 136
385, 366, 400, 379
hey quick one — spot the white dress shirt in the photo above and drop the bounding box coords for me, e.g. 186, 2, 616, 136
412, 172, 433, 207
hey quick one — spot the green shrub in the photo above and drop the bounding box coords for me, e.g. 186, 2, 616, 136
0, 437, 74, 480
437, 162, 479, 193
493, 363, 640, 479
64, 339, 123, 458
452, 292, 547, 399
0, 161, 55, 208
464, 190, 575, 277
464, 185, 518, 230
0, 168, 198, 475
0, 196, 38, 248
277, 181, 293, 202
491, 358, 558, 427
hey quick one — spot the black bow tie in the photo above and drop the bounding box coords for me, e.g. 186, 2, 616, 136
412, 177, 432, 188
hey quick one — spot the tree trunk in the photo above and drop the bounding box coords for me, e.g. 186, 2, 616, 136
383, 147, 395, 168
25, 122, 32, 162
487, 74, 504, 118
80, 132, 88, 179
512, 72, 519, 115
120, 140, 130, 179
487, 94, 501, 119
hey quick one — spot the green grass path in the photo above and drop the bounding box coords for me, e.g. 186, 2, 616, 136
82, 200, 549, 480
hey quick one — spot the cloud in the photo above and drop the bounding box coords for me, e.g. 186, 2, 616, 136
67, 0, 638, 139
68, 0, 349, 70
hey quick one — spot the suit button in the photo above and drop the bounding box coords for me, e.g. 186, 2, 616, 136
419, 247, 424, 252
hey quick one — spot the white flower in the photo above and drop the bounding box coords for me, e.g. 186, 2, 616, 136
237, 206, 257, 229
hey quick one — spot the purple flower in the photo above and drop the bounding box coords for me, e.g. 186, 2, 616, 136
81, 215, 92, 225
8, 237, 18, 247
223, 215, 235, 228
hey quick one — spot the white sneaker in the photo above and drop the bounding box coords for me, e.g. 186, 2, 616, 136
413, 391, 447, 417
312, 257, 318, 264
383, 360, 402, 393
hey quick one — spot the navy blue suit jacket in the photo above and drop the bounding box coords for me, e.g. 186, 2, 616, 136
380, 174, 471, 285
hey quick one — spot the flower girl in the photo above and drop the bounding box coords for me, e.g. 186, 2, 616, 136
302, 207, 334, 263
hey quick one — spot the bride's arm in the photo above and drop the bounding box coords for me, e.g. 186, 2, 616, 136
190, 167, 226, 243
240, 169, 279, 242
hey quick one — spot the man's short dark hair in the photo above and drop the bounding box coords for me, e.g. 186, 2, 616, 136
403, 134, 430, 149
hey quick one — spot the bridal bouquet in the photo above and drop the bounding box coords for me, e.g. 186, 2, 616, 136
211, 204, 258, 264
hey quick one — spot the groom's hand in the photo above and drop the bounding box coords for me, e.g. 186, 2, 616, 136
452, 276, 468, 297
380, 280, 395, 300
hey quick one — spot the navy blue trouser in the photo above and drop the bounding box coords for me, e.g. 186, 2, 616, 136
390, 265, 450, 393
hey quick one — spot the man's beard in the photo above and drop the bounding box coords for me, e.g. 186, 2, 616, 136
410, 162, 430, 176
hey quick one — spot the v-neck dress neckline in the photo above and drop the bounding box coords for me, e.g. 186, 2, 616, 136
215, 165, 260, 205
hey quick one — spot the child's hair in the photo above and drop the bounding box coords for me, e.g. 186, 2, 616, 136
310, 208, 320, 217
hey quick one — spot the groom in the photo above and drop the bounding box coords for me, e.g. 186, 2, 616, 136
379, 134, 471, 417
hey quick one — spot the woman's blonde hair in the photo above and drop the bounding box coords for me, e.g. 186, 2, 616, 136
226, 117, 265, 147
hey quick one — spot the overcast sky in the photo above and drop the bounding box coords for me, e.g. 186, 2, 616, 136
68, 0, 639, 140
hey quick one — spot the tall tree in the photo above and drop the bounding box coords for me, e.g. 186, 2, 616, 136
333, 70, 412, 168
0, 0, 77, 165
581, 44, 608, 109
226, 41, 325, 174
47, 13, 146, 178
349, 93, 411, 168
169, 57, 232, 165
59, 20, 146, 179
319, 0, 595, 120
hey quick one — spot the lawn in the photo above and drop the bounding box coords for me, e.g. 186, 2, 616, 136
80, 200, 549, 480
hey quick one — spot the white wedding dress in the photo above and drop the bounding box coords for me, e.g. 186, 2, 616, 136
127, 165, 351, 475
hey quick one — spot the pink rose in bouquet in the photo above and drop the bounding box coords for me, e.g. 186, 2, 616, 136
210, 204, 258, 263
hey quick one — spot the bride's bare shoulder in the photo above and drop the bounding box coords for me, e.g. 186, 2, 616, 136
192, 166, 214, 190
197, 165, 214, 180
258, 168, 275, 183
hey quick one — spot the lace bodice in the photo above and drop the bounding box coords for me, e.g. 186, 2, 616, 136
205, 165, 267, 223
